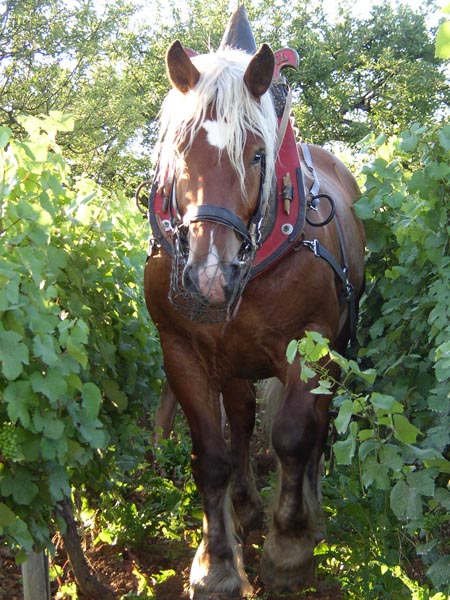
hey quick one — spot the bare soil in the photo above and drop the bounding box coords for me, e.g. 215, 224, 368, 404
0, 448, 342, 599
0, 532, 342, 600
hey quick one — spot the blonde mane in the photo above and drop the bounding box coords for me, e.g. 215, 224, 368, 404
157, 48, 278, 201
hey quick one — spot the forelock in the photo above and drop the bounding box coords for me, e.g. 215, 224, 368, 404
156, 48, 277, 200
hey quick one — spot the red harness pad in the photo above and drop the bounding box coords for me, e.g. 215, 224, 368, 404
250, 120, 306, 277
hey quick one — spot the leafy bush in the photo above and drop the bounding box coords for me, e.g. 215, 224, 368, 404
288, 121, 450, 596
357, 122, 450, 593
0, 114, 163, 558
90, 429, 202, 549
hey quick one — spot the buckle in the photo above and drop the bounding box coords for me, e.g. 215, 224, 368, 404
303, 238, 320, 257
147, 237, 158, 257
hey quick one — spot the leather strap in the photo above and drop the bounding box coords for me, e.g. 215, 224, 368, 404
184, 205, 251, 243
303, 238, 357, 344
301, 142, 321, 197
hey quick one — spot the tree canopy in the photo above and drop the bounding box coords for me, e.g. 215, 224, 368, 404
285, 1, 448, 143
1, 0, 448, 181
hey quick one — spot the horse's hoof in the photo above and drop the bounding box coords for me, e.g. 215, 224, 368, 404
259, 552, 315, 592
190, 579, 255, 600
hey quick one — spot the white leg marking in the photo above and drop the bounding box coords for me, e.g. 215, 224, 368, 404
190, 489, 252, 598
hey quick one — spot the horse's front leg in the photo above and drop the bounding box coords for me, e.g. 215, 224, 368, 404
222, 379, 263, 535
165, 366, 251, 599
261, 362, 331, 592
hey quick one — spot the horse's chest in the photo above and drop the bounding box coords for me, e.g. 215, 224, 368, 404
212, 320, 289, 380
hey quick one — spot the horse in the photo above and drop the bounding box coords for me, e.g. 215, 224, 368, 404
143, 29, 365, 599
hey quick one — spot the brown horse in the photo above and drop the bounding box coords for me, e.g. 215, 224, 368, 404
143, 21, 365, 600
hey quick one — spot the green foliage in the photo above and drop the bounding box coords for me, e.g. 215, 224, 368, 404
0, 0, 160, 188
435, 3, 450, 59
356, 122, 450, 592
358, 122, 450, 454
0, 114, 162, 555
290, 332, 449, 597
287, 120, 450, 595
282, 0, 448, 145
91, 431, 201, 550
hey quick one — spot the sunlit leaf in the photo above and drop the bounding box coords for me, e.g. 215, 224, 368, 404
286, 339, 298, 364
393, 414, 422, 444
334, 399, 354, 434
435, 21, 450, 59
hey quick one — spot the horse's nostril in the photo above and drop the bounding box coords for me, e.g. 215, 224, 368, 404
182, 263, 198, 293
221, 262, 243, 301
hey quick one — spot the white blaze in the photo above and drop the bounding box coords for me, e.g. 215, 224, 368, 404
202, 119, 230, 150
197, 230, 226, 303
204, 230, 220, 271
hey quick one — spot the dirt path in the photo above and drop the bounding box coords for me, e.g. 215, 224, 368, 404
0, 533, 342, 600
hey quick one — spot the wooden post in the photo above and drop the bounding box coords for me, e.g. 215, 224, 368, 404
21, 551, 50, 600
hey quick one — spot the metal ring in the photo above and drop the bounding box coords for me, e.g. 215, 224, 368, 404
306, 193, 336, 227
281, 223, 294, 235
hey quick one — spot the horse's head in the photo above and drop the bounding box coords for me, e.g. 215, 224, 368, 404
158, 41, 277, 320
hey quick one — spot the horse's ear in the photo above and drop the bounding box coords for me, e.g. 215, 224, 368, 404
166, 40, 201, 94
244, 43, 274, 99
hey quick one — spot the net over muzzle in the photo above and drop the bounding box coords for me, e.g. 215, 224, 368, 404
169, 223, 255, 323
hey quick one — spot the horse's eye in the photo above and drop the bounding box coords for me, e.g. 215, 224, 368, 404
252, 151, 263, 165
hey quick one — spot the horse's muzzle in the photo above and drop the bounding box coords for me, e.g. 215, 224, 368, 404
169, 216, 256, 322
182, 260, 245, 306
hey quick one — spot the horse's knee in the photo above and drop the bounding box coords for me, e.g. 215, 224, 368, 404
271, 406, 318, 463
191, 448, 232, 492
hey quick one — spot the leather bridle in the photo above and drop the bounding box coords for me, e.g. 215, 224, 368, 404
168, 152, 267, 262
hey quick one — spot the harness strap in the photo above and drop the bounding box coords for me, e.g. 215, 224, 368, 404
185, 205, 252, 244
301, 142, 321, 197
303, 237, 357, 344
275, 82, 293, 155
